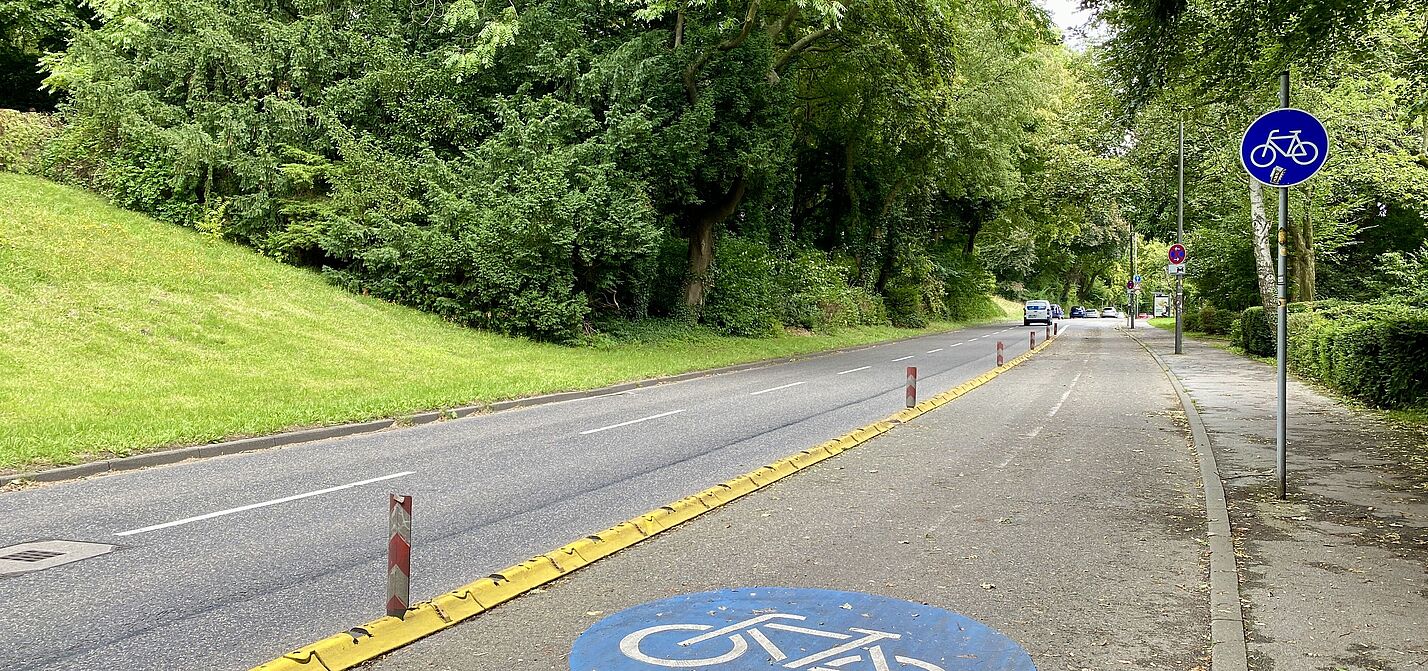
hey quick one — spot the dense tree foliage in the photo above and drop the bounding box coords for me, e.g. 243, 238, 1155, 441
4, 0, 1423, 351
10, 0, 1088, 340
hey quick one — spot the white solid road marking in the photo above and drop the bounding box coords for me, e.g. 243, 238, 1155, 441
1046, 372, 1084, 418
926, 348, 943, 354
749, 381, 807, 396
950, 343, 963, 347
891, 355, 914, 362
580, 409, 687, 435
836, 366, 871, 375
115, 471, 416, 537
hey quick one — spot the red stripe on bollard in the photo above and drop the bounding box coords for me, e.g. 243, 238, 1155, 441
997, 341, 1004, 367
387, 494, 412, 619
1030, 330, 1037, 348
905, 366, 917, 408
1046, 325, 1051, 342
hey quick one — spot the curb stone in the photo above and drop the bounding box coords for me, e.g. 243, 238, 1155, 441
1, 323, 1010, 488
248, 332, 1060, 670
1124, 329, 1250, 671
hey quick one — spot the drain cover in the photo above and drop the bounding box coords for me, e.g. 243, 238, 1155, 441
0, 541, 115, 576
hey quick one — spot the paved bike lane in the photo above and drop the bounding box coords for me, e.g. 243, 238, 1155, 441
366, 323, 1210, 671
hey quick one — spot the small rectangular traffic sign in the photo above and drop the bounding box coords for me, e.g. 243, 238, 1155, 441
1167, 263, 1185, 275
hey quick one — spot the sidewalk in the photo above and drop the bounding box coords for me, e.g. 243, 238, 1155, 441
1133, 326, 1427, 671
365, 324, 1211, 671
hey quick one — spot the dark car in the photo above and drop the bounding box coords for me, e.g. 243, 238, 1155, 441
1050, 304, 1065, 319
1069, 306, 1087, 318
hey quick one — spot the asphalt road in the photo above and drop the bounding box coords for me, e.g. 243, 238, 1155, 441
0, 318, 1086, 670
365, 315, 1207, 671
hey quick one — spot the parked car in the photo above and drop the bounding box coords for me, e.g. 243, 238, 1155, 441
1069, 306, 1087, 318
1101, 306, 1118, 318
1050, 304, 1065, 319
1023, 300, 1053, 326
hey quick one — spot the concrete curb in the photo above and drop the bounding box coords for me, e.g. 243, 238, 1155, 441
1, 323, 1009, 488
249, 332, 1060, 671
1125, 329, 1250, 671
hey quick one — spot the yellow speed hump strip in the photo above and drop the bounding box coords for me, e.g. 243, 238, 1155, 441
253, 335, 1059, 671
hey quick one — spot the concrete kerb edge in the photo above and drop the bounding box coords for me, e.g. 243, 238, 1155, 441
1123, 329, 1250, 671
1, 322, 1012, 488
248, 328, 1064, 671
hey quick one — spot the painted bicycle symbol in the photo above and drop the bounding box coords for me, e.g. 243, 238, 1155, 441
1249, 129, 1321, 168
618, 613, 947, 670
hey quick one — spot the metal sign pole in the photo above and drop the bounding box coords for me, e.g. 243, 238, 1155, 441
1175, 113, 1184, 354
1276, 71, 1290, 499
1129, 222, 1135, 329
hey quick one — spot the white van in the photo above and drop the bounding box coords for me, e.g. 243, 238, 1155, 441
1024, 300, 1052, 326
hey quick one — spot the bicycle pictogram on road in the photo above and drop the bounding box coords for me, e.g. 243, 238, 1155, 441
620, 613, 946, 670
568, 587, 1037, 671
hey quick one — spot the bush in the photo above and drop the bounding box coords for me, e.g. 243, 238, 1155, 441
1235, 306, 1277, 356
776, 251, 887, 332
1184, 308, 1203, 332
703, 237, 779, 337
1197, 305, 1236, 335
0, 110, 61, 174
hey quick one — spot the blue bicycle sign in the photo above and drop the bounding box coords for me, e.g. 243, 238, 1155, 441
1240, 108, 1329, 187
569, 588, 1036, 671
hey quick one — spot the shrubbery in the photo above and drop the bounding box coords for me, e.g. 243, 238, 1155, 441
0, 110, 60, 174
702, 238, 780, 337
1234, 302, 1427, 408
776, 251, 886, 332
1196, 305, 1236, 335
1286, 303, 1428, 408
1234, 306, 1278, 356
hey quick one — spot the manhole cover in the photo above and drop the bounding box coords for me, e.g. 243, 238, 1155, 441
0, 541, 115, 576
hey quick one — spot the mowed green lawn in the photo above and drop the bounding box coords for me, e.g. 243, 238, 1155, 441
0, 174, 1012, 471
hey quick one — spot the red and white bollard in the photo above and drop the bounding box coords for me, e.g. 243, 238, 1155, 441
387, 494, 412, 619
1030, 330, 1037, 348
996, 341, 1004, 366
905, 366, 918, 407
1046, 325, 1051, 342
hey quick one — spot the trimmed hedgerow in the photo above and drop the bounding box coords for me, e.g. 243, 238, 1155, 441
1286, 303, 1428, 408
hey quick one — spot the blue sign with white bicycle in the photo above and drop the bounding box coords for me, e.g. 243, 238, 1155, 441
1240, 108, 1329, 186
568, 587, 1036, 671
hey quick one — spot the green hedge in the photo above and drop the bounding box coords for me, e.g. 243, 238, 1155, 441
1286, 303, 1428, 408
1235, 302, 1428, 408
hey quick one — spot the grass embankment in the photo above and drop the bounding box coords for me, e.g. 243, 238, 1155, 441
0, 175, 1014, 471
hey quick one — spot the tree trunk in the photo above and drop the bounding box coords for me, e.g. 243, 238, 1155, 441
683, 176, 748, 309
1248, 177, 1276, 309
963, 219, 983, 255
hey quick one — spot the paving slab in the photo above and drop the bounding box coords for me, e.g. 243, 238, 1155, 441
365, 321, 1211, 671
1135, 326, 1428, 671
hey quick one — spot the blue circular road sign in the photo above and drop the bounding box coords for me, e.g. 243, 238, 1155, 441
1240, 108, 1329, 186
569, 587, 1036, 671
1168, 244, 1186, 265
